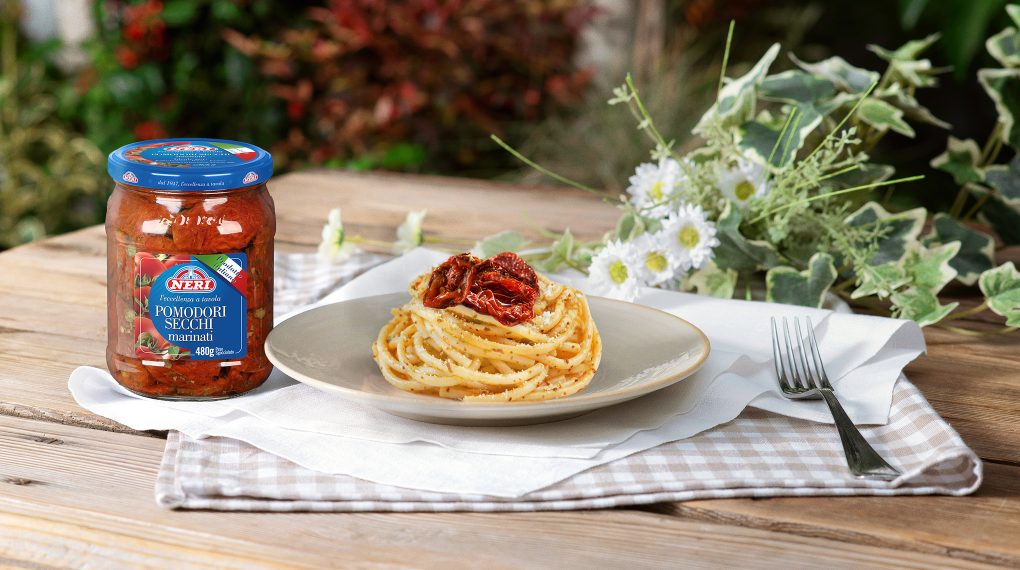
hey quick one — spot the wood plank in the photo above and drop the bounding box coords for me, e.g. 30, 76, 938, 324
906, 328, 1020, 466
647, 461, 1020, 567
0, 415, 998, 570
268, 170, 620, 251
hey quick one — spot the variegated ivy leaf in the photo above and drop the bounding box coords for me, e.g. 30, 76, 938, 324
978, 68, 1020, 150
759, 70, 836, 103
884, 85, 951, 129
712, 202, 782, 271
473, 230, 528, 258
930, 137, 983, 185
695, 44, 781, 131
851, 262, 909, 300
987, 26, 1020, 69
790, 54, 879, 94
685, 260, 737, 299
923, 214, 995, 285
984, 156, 1020, 202
900, 241, 960, 293
844, 202, 926, 265
765, 252, 837, 308
868, 35, 944, 88
891, 288, 959, 326
867, 33, 941, 63
978, 262, 1020, 326
972, 185, 1020, 245
738, 103, 823, 166
857, 98, 916, 137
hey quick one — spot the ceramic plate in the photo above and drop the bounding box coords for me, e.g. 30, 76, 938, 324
265, 292, 710, 426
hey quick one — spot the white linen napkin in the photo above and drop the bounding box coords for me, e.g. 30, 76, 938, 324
70, 248, 925, 497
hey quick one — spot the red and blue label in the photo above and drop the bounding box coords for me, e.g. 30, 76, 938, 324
134, 252, 248, 361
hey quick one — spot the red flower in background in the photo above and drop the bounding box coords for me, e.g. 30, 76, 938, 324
133, 120, 167, 141
118, 0, 168, 68
224, 0, 594, 170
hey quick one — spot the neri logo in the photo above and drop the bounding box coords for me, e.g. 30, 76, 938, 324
166, 265, 218, 293
165, 144, 218, 152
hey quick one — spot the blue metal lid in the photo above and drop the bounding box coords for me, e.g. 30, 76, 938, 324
108, 138, 273, 191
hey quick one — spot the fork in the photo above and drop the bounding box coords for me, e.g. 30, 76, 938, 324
770, 316, 901, 480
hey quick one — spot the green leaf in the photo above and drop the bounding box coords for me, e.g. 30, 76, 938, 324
884, 85, 951, 128
901, 242, 960, 293
161, 0, 200, 25
685, 260, 737, 299
984, 156, 1020, 201
851, 262, 910, 299
930, 137, 983, 185
923, 214, 996, 285
765, 253, 837, 308
696, 44, 781, 131
986, 27, 1020, 68
868, 33, 941, 62
891, 288, 959, 326
790, 54, 880, 93
942, 0, 1010, 80
979, 262, 1020, 325
844, 202, 926, 264
738, 103, 823, 167
978, 68, 1020, 149
868, 34, 944, 88
615, 212, 645, 242
474, 231, 528, 258
533, 230, 575, 273
760, 70, 837, 103
973, 186, 1020, 245
712, 202, 782, 271
858, 98, 916, 137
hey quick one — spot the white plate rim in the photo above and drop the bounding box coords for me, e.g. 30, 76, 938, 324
265, 293, 711, 415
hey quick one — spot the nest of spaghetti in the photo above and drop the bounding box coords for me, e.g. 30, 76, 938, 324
372, 253, 602, 402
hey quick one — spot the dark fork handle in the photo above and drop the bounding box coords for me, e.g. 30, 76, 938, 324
819, 388, 901, 480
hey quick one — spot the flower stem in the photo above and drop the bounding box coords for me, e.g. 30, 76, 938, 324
490, 135, 603, 195
934, 323, 1018, 336
749, 175, 925, 223
717, 20, 736, 95
942, 301, 989, 322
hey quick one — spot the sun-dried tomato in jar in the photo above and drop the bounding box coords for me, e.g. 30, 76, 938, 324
106, 139, 275, 399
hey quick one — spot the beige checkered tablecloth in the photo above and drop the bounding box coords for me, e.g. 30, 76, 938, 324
153, 252, 981, 511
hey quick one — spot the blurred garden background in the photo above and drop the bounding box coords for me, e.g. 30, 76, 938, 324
0, 0, 1013, 250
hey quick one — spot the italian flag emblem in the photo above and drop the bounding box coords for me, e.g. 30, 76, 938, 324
193, 254, 249, 297
211, 142, 257, 162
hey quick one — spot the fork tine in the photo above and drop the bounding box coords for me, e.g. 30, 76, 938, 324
804, 316, 832, 389
781, 317, 804, 389
794, 318, 820, 390
770, 318, 793, 393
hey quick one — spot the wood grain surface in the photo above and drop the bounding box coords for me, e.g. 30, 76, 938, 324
0, 170, 1017, 568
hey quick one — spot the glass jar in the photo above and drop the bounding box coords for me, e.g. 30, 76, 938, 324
105, 139, 275, 399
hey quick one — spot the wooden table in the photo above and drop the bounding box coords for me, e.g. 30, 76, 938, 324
1, 170, 1018, 569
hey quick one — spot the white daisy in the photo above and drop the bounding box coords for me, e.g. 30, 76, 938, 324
393, 210, 427, 254
626, 158, 683, 217
317, 208, 357, 261
630, 232, 678, 286
717, 157, 771, 208
660, 203, 719, 271
586, 240, 642, 301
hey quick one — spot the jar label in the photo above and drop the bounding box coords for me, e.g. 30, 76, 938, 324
134, 252, 248, 361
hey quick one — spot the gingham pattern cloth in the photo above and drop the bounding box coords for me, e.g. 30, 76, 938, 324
274, 250, 389, 318
154, 252, 981, 511
156, 380, 981, 511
